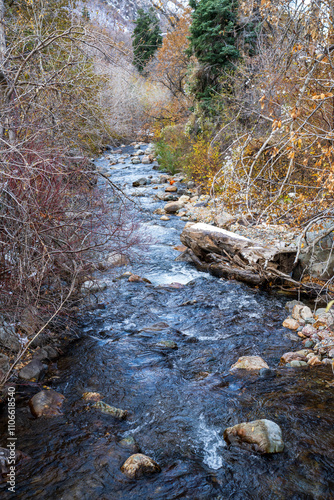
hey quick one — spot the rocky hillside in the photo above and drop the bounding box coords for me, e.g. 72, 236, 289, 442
81, 0, 188, 31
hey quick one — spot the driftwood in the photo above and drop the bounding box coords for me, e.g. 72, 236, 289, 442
180, 223, 299, 288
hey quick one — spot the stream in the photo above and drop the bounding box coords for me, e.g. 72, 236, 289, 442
1, 145, 334, 499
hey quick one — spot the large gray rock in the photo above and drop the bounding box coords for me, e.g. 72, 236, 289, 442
223, 419, 284, 453
18, 359, 47, 380
29, 389, 65, 418
0, 322, 21, 352
121, 453, 161, 479
296, 221, 334, 279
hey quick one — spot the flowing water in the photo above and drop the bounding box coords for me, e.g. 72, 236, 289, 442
1, 146, 334, 499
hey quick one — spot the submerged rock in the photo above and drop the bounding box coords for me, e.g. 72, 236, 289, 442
29, 389, 65, 418
121, 453, 161, 479
18, 359, 47, 381
230, 356, 269, 371
155, 340, 178, 349
92, 401, 127, 419
81, 280, 107, 293
223, 419, 284, 454
118, 436, 140, 453
82, 392, 102, 402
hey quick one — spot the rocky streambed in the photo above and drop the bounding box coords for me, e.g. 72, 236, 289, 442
0, 144, 334, 499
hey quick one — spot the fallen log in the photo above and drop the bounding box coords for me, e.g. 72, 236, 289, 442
180, 223, 298, 288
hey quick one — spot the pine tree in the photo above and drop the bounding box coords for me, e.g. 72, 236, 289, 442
188, 0, 240, 106
132, 8, 162, 73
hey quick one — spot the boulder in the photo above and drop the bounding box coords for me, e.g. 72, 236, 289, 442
223, 419, 284, 454
121, 453, 161, 479
18, 359, 47, 380
164, 201, 184, 214
29, 389, 65, 418
230, 355, 269, 371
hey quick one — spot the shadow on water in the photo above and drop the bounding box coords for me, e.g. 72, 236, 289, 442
1, 146, 334, 499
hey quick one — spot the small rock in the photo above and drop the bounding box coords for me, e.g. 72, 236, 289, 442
19, 359, 46, 380
131, 157, 141, 164
29, 390, 65, 418
303, 340, 315, 348
178, 195, 190, 203
289, 360, 307, 367
132, 178, 147, 187
285, 300, 304, 314
214, 212, 235, 228
280, 352, 307, 364
121, 454, 161, 479
301, 325, 317, 337
103, 253, 130, 269
82, 392, 102, 401
160, 215, 170, 221
142, 155, 153, 164
259, 368, 277, 379
164, 201, 184, 214
291, 304, 304, 321
322, 358, 333, 365
128, 274, 151, 283
282, 317, 300, 330
223, 419, 284, 454
300, 306, 313, 320
307, 356, 322, 366
92, 401, 127, 419
165, 185, 177, 192
230, 355, 269, 371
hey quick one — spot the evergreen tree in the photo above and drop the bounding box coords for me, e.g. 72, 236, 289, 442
188, 0, 240, 107
132, 8, 162, 73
